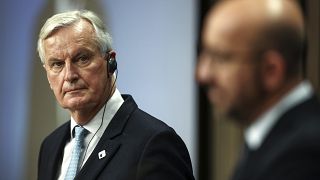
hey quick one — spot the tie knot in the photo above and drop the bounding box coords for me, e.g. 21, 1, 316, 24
74, 126, 88, 140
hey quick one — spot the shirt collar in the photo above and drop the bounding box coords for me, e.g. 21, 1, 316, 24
244, 80, 313, 150
70, 88, 124, 138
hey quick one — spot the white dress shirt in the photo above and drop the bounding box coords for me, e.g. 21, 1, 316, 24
58, 89, 124, 180
244, 81, 313, 150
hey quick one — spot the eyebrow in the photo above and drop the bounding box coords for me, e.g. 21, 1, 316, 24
46, 47, 95, 63
72, 49, 94, 60
47, 58, 63, 63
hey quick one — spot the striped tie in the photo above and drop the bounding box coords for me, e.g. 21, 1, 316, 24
65, 126, 87, 180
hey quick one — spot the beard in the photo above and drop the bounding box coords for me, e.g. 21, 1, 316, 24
225, 72, 267, 126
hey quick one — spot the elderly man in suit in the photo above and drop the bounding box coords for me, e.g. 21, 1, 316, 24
37, 10, 194, 180
197, 0, 320, 179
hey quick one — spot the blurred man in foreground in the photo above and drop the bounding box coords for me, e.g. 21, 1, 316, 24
197, 0, 320, 179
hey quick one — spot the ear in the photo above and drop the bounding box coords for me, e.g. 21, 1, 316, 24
261, 50, 286, 93
106, 50, 116, 60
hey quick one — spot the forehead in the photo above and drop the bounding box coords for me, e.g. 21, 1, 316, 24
43, 20, 97, 58
203, 5, 261, 51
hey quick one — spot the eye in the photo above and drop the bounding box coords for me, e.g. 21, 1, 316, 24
49, 61, 64, 72
79, 55, 89, 63
76, 54, 92, 67
214, 52, 233, 63
52, 61, 64, 67
200, 48, 233, 64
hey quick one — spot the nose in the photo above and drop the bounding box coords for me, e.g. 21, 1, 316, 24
64, 61, 79, 83
196, 57, 213, 85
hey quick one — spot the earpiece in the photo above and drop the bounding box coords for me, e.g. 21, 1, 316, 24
106, 51, 117, 74
108, 57, 117, 74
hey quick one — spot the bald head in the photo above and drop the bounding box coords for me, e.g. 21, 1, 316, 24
212, 0, 304, 26
204, 0, 305, 77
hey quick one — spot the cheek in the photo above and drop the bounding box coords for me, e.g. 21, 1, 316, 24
233, 69, 259, 100
82, 69, 108, 92
219, 68, 242, 90
89, 77, 106, 92
47, 74, 64, 96
220, 66, 253, 97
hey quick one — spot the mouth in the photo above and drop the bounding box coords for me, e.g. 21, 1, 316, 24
64, 88, 86, 95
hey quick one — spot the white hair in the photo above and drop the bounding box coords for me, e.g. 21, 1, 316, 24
37, 10, 112, 63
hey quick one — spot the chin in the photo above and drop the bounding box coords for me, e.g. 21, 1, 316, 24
62, 98, 91, 110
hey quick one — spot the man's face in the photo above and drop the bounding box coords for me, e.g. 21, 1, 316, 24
197, 10, 265, 121
43, 20, 110, 112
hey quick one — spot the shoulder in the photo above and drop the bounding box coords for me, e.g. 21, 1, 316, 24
276, 95, 320, 135
119, 99, 188, 153
265, 96, 320, 161
252, 97, 320, 179
127, 109, 194, 179
127, 107, 191, 160
259, 96, 320, 160
286, 96, 320, 141
120, 94, 176, 135
126, 107, 178, 138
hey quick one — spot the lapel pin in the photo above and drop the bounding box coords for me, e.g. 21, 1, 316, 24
98, 150, 106, 159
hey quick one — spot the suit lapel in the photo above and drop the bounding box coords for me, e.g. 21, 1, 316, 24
47, 123, 70, 180
76, 95, 138, 179
76, 139, 121, 180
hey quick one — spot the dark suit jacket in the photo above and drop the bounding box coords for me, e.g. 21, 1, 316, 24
38, 95, 194, 180
233, 96, 320, 180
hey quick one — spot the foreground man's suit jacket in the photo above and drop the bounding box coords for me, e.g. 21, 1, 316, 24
38, 95, 195, 180
232, 96, 320, 180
